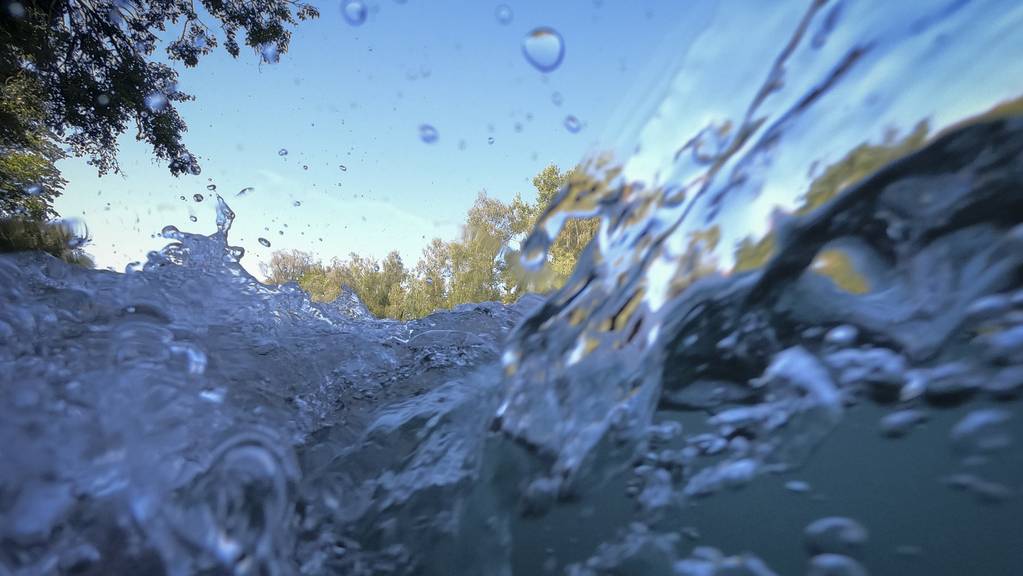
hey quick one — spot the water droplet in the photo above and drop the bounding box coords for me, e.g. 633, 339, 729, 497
488, 137, 495, 145
193, 194, 204, 202
258, 237, 271, 247
189, 215, 198, 222
419, 124, 439, 144
97, 93, 110, 106
302, 164, 309, 170
293, 200, 302, 207
551, 91, 563, 106
237, 187, 254, 197
495, 4, 513, 25
339, 164, 347, 171
206, 184, 216, 191
564, 115, 582, 133
260, 43, 280, 64
342, 0, 367, 25
179, 195, 186, 201
522, 27, 565, 73
7, 2, 26, 19
278, 148, 288, 156
144, 92, 169, 113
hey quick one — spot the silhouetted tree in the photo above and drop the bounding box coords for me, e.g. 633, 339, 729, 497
0, 0, 318, 178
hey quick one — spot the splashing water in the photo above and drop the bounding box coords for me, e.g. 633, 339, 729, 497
3, 2, 1023, 576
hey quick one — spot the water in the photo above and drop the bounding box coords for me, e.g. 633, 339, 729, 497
564, 115, 582, 134
4, 1, 1023, 575
495, 4, 514, 26
260, 44, 281, 64
522, 28, 566, 73
342, 0, 367, 26
419, 124, 440, 144
144, 92, 169, 113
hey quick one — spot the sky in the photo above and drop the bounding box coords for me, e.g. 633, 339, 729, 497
53, 0, 1023, 279
54, 0, 715, 275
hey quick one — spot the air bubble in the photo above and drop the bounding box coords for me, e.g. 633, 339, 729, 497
488, 137, 495, 145
342, 0, 367, 25
523, 27, 565, 73
97, 94, 110, 106
293, 200, 302, 207
419, 124, 439, 144
193, 194, 204, 202
804, 517, 868, 558
237, 187, 254, 197
189, 215, 198, 222
807, 554, 868, 576
552, 91, 563, 106
278, 148, 288, 156
206, 184, 216, 191
258, 237, 271, 247
564, 115, 582, 133
785, 480, 812, 493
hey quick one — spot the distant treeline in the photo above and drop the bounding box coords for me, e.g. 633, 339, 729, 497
262, 164, 598, 319
267, 94, 1023, 319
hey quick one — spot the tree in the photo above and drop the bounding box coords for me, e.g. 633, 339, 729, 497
266, 164, 602, 320
0, 0, 319, 178
0, 218, 94, 267
448, 191, 514, 305
506, 163, 599, 296
262, 249, 314, 285
0, 74, 66, 220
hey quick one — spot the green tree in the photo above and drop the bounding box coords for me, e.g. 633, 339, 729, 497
448, 191, 514, 305
0, 218, 94, 267
0, 74, 66, 220
506, 163, 599, 297
262, 249, 315, 285
1, 0, 318, 178
271, 163, 603, 320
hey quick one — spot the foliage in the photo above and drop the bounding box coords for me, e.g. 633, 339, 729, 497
0, 0, 319, 177
732, 121, 931, 273
261, 248, 315, 285
0, 74, 67, 220
266, 164, 600, 319
0, 217, 94, 267
731, 93, 1023, 277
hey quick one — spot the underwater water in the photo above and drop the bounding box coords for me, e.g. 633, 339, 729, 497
3, 1, 1023, 575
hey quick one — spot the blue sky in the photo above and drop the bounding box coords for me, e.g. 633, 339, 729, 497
55, 0, 714, 274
